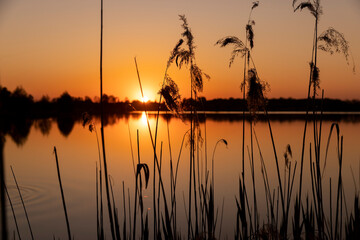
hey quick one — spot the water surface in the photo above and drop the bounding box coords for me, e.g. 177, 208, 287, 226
3, 112, 360, 239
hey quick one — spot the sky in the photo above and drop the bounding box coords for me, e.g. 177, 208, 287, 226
0, 0, 359, 101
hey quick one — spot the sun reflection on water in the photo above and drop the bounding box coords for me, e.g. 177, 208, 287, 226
141, 111, 147, 126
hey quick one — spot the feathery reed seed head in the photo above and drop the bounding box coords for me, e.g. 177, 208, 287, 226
158, 75, 182, 114
309, 62, 320, 95
215, 36, 248, 67
293, 0, 322, 18
284, 144, 292, 169
318, 27, 351, 66
246, 21, 255, 49
245, 68, 269, 116
252, 1, 259, 10
168, 39, 184, 66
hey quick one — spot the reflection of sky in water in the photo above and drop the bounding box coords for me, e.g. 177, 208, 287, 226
3, 113, 360, 238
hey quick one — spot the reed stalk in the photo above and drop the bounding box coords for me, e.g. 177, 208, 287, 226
292, 2, 320, 214
152, 38, 183, 239
264, 110, 286, 221
99, 0, 116, 238
53, 147, 72, 240
10, 166, 34, 240
157, 148, 162, 238
134, 57, 174, 239
132, 130, 141, 240
128, 188, 132, 239
254, 129, 275, 225
109, 177, 121, 240
0, 135, 6, 240
96, 164, 100, 240
122, 182, 127, 240
82, 119, 104, 240
4, 184, 21, 240
249, 122, 258, 234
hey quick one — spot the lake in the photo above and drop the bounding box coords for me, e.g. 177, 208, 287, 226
3, 112, 360, 239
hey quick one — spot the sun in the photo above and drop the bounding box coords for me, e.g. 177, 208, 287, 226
141, 96, 149, 103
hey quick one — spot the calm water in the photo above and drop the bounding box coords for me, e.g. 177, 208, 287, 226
3, 112, 360, 239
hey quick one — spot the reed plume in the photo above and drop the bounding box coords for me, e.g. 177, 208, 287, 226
53, 147, 72, 240
318, 27, 355, 72
158, 75, 182, 114
292, 4, 355, 238
172, 14, 210, 238
215, 36, 247, 67
245, 68, 269, 117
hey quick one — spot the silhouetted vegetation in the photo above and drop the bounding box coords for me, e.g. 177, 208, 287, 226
1, 86, 359, 119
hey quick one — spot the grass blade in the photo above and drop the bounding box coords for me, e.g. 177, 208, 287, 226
10, 166, 34, 240
53, 147, 72, 240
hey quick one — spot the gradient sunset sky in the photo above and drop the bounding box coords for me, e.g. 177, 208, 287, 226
0, 0, 359, 101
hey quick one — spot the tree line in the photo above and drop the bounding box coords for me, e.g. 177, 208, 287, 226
1, 86, 359, 119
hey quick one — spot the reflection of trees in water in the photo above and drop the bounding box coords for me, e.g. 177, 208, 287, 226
9, 119, 33, 146
57, 116, 75, 137
102, 114, 118, 126
34, 119, 52, 136
92, 113, 131, 126
1, 113, 358, 145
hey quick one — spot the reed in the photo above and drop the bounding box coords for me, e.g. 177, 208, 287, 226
171, 14, 210, 238
82, 113, 105, 240
89, 5, 356, 239
292, 1, 355, 238
0, 134, 6, 240
4, 184, 21, 240
122, 181, 127, 240
10, 166, 34, 240
254, 129, 275, 227
53, 147, 72, 240
135, 58, 177, 240
98, 0, 116, 238
96, 164, 100, 240
109, 176, 121, 240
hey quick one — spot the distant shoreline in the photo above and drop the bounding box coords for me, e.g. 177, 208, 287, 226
1, 86, 360, 118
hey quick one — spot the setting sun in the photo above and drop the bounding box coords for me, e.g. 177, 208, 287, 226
141, 96, 149, 103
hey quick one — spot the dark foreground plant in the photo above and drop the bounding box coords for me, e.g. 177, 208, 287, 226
0, 134, 6, 240
53, 147, 72, 240
10, 166, 34, 240
292, 1, 355, 238
98, 0, 117, 238
171, 14, 210, 239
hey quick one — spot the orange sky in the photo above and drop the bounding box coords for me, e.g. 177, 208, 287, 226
0, 0, 359, 101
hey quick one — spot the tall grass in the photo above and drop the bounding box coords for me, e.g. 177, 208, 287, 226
10, 166, 34, 240
292, 1, 354, 238
216, 1, 258, 190
172, 14, 210, 239
53, 147, 72, 240
99, 0, 116, 239
4, 184, 20, 240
